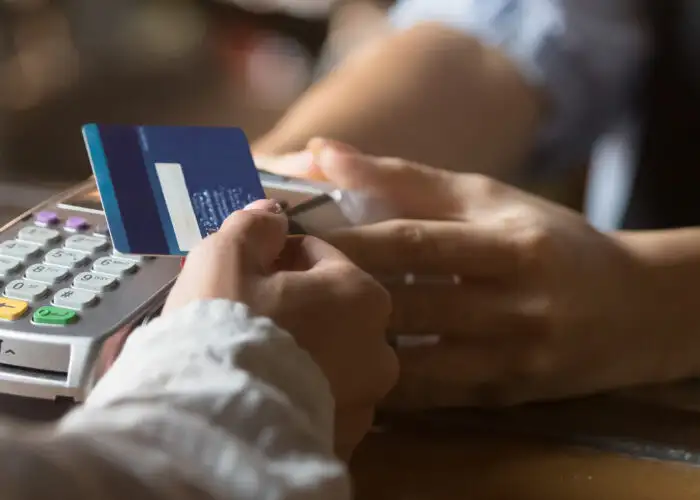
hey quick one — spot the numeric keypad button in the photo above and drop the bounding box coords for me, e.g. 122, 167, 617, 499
17, 226, 60, 246
53, 288, 98, 310
73, 272, 117, 292
93, 256, 137, 276
0, 257, 21, 278
65, 235, 109, 254
25, 263, 69, 284
5, 280, 48, 301
0, 241, 40, 261
45, 248, 89, 268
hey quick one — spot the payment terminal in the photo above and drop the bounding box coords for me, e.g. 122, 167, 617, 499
0, 179, 180, 402
0, 172, 361, 404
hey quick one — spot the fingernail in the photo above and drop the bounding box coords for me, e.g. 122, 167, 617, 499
308, 138, 361, 180
244, 199, 284, 214
310, 142, 342, 173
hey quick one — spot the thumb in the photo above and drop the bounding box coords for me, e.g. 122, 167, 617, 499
253, 139, 357, 181
311, 139, 465, 220
216, 199, 289, 270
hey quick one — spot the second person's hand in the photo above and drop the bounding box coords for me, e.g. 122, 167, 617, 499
259, 141, 672, 410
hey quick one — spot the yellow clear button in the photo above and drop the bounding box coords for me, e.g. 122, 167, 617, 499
0, 297, 29, 321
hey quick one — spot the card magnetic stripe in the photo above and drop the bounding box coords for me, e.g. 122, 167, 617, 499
136, 127, 185, 256
83, 124, 172, 255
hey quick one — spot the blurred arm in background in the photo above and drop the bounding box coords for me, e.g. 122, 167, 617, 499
253, 0, 649, 181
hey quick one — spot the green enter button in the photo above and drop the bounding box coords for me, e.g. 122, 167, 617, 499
33, 306, 78, 326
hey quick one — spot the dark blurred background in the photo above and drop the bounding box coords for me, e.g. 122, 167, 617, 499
0, 0, 583, 219
0, 0, 332, 180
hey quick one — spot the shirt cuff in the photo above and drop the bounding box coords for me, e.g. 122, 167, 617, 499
83, 299, 335, 444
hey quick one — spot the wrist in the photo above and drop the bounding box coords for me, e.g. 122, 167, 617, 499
613, 229, 700, 380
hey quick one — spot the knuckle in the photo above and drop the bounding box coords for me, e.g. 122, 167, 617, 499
337, 265, 392, 320
510, 223, 555, 273
517, 295, 555, 340
385, 220, 434, 258
460, 173, 502, 198
328, 260, 364, 288
387, 219, 425, 244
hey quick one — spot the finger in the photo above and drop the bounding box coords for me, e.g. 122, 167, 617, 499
382, 343, 511, 410
325, 219, 518, 277
253, 138, 359, 181
307, 137, 360, 156
293, 234, 353, 270
215, 200, 289, 270
386, 283, 526, 338
312, 145, 464, 220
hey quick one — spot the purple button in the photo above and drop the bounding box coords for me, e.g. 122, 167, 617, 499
35, 211, 59, 226
65, 216, 90, 231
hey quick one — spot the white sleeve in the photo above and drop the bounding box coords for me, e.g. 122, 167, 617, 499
0, 299, 349, 500
390, 0, 651, 175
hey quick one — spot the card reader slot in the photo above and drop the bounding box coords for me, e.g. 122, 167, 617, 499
0, 363, 67, 383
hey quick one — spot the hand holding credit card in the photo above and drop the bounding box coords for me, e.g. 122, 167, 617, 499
83, 124, 394, 257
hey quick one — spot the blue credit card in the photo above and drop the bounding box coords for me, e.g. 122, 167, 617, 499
83, 124, 266, 256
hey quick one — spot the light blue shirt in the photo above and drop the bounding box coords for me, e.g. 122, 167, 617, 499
389, 0, 652, 230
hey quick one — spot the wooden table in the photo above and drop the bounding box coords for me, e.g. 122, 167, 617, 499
352, 426, 700, 500
351, 391, 700, 499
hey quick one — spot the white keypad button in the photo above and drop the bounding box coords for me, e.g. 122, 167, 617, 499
65, 235, 109, 254
0, 240, 41, 261
25, 263, 69, 284
5, 280, 48, 301
0, 257, 21, 277
17, 226, 60, 246
44, 248, 89, 268
92, 256, 137, 276
73, 272, 117, 292
53, 288, 98, 310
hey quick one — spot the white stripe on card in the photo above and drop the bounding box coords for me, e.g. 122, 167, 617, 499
154, 162, 202, 252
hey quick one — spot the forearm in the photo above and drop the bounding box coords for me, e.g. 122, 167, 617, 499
615, 229, 700, 378
254, 22, 541, 178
